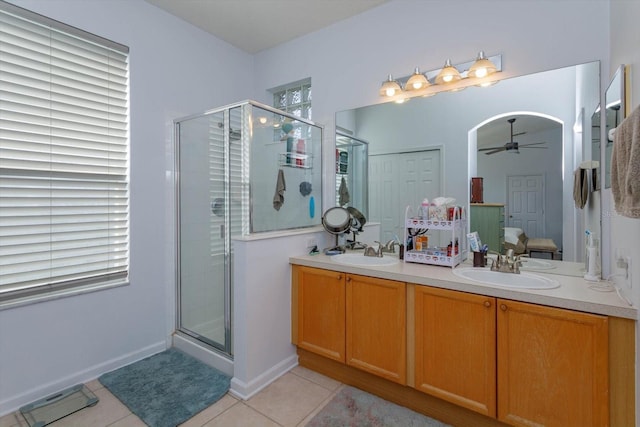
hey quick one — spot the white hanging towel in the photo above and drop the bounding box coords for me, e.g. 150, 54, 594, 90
611, 104, 640, 218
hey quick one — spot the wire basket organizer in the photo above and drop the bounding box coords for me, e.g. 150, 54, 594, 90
403, 205, 468, 268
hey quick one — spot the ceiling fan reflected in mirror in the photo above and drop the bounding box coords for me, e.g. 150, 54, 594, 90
479, 118, 548, 155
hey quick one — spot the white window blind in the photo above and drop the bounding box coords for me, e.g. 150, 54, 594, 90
0, 2, 130, 303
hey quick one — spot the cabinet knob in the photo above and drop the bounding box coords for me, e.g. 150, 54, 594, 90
500, 304, 507, 311
346, 276, 351, 282
337, 274, 342, 280
484, 300, 491, 308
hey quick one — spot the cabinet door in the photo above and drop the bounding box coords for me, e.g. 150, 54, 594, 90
293, 266, 345, 362
414, 286, 497, 417
346, 274, 406, 384
497, 299, 609, 427
470, 205, 504, 253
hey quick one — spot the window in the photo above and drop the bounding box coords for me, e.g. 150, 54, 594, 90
0, 2, 130, 306
272, 79, 311, 120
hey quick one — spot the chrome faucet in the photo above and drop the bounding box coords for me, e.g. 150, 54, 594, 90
363, 242, 384, 257
489, 249, 523, 274
381, 239, 400, 254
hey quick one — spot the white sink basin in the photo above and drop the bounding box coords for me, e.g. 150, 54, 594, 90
453, 267, 560, 289
330, 253, 399, 267
519, 258, 555, 271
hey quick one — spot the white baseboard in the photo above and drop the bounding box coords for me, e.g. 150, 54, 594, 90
172, 333, 233, 377
0, 341, 166, 417
229, 354, 298, 400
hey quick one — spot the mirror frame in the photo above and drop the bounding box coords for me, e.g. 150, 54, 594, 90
604, 64, 626, 189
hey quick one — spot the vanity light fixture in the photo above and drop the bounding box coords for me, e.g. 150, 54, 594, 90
379, 52, 502, 100
379, 74, 402, 97
435, 59, 462, 85
467, 51, 497, 78
405, 67, 430, 91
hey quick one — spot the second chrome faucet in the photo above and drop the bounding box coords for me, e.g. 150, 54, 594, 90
363, 239, 401, 258
489, 249, 524, 274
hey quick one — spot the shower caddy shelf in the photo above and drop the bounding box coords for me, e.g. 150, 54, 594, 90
278, 152, 313, 169
403, 205, 468, 268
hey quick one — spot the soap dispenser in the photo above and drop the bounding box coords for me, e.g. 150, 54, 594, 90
584, 231, 600, 281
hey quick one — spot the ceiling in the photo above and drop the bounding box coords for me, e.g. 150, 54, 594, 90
144, 0, 388, 54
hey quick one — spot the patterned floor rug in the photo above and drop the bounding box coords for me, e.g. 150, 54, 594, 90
307, 385, 451, 427
99, 348, 230, 427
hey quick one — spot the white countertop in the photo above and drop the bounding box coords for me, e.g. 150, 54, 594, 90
289, 252, 637, 320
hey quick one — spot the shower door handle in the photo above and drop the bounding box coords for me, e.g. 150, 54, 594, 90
220, 224, 225, 239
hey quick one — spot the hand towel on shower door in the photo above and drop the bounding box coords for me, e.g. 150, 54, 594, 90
273, 169, 286, 211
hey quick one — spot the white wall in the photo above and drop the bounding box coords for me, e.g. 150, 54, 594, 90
0, 0, 253, 415
609, 1, 640, 423
253, 0, 607, 257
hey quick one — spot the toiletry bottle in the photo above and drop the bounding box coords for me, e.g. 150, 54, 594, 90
296, 139, 305, 166
447, 241, 452, 257
421, 198, 429, 219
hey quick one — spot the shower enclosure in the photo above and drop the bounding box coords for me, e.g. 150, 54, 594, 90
335, 132, 369, 217
175, 100, 322, 357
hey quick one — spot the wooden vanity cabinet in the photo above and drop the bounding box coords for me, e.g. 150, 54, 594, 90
291, 266, 345, 362
413, 285, 497, 417
413, 288, 610, 426
292, 265, 406, 383
497, 299, 609, 427
293, 265, 631, 426
347, 274, 406, 384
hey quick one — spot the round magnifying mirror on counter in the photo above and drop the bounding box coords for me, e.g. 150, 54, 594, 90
322, 207, 351, 254
322, 207, 351, 234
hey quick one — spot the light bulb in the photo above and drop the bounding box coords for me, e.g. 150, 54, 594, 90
385, 87, 396, 97
443, 74, 453, 83
259, 117, 267, 124
474, 67, 488, 78
405, 68, 429, 92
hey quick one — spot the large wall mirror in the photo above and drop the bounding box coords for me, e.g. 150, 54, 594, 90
336, 61, 600, 268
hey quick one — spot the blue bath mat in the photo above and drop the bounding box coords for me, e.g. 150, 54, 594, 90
99, 348, 230, 427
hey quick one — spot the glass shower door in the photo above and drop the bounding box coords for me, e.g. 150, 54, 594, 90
177, 111, 230, 353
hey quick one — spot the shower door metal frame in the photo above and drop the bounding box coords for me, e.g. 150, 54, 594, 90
174, 108, 233, 356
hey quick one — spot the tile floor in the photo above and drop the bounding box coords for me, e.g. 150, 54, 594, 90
0, 366, 344, 427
